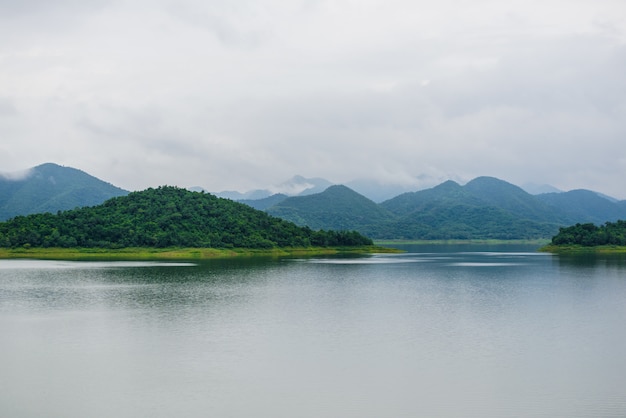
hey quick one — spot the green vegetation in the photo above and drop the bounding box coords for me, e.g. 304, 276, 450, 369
0, 186, 373, 250
543, 220, 626, 251
375, 238, 549, 246
0, 245, 394, 261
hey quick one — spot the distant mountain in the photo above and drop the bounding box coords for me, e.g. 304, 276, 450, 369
0, 186, 372, 248
215, 175, 334, 200
267, 185, 392, 231
0, 163, 129, 221
345, 178, 421, 203
380, 177, 561, 239
463, 177, 563, 223
345, 174, 448, 202
536, 190, 626, 224
240, 193, 288, 211
521, 182, 562, 195
381, 180, 480, 216
260, 177, 626, 240
275, 175, 334, 196
216, 189, 273, 200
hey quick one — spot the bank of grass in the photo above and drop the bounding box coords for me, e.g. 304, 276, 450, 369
539, 244, 626, 254
375, 239, 550, 246
0, 245, 399, 261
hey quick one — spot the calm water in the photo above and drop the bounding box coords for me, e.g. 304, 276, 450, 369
1, 245, 625, 418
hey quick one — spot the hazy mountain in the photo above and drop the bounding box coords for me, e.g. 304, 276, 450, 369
380, 177, 562, 239
267, 185, 392, 231
345, 179, 421, 203
216, 189, 273, 200
536, 189, 626, 224
381, 180, 480, 216
239, 193, 288, 210
0, 163, 128, 221
275, 175, 334, 196
261, 177, 626, 240
462, 177, 564, 223
521, 182, 562, 195
215, 175, 333, 200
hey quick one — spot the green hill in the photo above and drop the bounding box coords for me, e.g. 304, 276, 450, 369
261, 178, 586, 240
267, 185, 393, 231
0, 163, 128, 221
0, 186, 372, 249
463, 176, 564, 222
377, 177, 562, 239
549, 220, 626, 246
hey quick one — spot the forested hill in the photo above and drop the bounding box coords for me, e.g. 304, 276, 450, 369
0, 186, 372, 249
550, 220, 626, 246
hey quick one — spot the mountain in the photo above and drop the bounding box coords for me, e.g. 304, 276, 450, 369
521, 182, 562, 195
381, 180, 479, 216
380, 177, 561, 239
215, 175, 334, 200
0, 163, 129, 221
536, 189, 626, 224
216, 189, 273, 200
0, 186, 372, 248
344, 178, 421, 203
239, 193, 288, 210
260, 177, 626, 240
267, 185, 393, 231
275, 175, 334, 196
345, 174, 450, 202
462, 177, 563, 223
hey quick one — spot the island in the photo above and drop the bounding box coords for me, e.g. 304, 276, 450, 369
0, 186, 388, 260
540, 220, 626, 253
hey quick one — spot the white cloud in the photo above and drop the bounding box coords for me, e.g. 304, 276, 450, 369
0, 0, 625, 198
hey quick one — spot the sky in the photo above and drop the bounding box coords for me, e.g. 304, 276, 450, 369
1, 0, 626, 198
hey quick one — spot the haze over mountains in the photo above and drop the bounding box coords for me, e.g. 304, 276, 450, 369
1, 163, 625, 240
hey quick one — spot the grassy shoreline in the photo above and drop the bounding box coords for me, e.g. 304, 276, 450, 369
539, 244, 626, 254
0, 245, 399, 261
374, 239, 550, 246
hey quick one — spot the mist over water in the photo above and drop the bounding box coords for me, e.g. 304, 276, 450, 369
1, 246, 625, 417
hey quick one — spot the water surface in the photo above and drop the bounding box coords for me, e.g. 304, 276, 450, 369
1, 246, 625, 417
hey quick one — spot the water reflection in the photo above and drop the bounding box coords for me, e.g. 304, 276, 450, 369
556, 252, 626, 269
1, 249, 626, 418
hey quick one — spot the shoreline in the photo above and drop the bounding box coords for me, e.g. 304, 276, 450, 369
0, 245, 399, 261
374, 239, 550, 246
539, 244, 626, 254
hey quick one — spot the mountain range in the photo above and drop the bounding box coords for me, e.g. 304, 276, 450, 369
264, 177, 626, 240
1, 163, 625, 240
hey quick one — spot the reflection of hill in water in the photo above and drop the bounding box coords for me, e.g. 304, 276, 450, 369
556, 253, 626, 269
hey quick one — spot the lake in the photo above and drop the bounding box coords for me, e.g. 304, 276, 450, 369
1, 244, 625, 417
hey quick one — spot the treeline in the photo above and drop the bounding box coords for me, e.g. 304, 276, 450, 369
0, 186, 372, 249
551, 220, 626, 246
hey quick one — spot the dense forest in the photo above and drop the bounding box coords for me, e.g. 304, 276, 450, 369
550, 220, 626, 246
0, 186, 372, 249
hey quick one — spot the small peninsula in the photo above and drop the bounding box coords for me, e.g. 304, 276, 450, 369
541, 220, 626, 253
0, 186, 379, 259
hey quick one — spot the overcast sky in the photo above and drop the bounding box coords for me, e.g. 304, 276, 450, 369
1, 0, 625, 197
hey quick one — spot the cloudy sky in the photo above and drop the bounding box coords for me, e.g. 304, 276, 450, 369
1, 0, 625, 198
